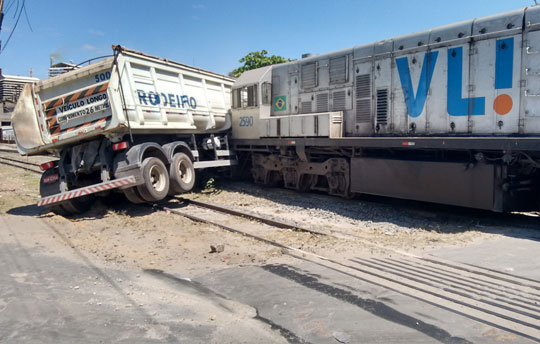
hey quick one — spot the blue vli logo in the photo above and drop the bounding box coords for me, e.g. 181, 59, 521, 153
396, 37, 514, 118
396, 52, 438, 118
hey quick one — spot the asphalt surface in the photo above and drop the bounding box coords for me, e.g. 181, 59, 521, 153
0, 204, 539, 343
0, 214, 287, 344
198, 258, 537, 343
428, 235, 540, 281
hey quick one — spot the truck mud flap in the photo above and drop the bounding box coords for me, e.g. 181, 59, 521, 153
38, 176, 136, 207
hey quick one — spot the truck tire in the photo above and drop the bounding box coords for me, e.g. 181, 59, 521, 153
123, 187, 146, 204
168, 152, 195, 195
39, 169, 94, 215
136, 157, 170, 202
60, 194, 95, 214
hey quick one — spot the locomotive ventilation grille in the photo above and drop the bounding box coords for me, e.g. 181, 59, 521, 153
332, 90, 346, 111
376, 88, 388, 124
355, 74, 371, 123
329, 56, 347, 84
300, 101, 313, 114
316, 93, 329, 112
301, 62, 317, 89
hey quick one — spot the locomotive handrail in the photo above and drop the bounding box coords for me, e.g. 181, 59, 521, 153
525, 68, 540, 76
524, 90, 540, 97
526, 46, 540, 54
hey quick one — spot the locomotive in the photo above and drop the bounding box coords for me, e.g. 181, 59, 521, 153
230, 7, 540, 212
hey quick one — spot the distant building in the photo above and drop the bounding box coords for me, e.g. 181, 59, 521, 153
0, 73, 38, 104
0, 72, 39, 118
49, 61, 78, 78
0, 71, 39, 141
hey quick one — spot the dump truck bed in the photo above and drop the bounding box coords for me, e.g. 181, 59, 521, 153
12, 46, 235, 155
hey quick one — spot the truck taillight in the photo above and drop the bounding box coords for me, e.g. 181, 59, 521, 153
112, 141, 129, 151
40, 161, 55, 171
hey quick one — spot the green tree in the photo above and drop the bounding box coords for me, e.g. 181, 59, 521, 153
231, 50, 293, 78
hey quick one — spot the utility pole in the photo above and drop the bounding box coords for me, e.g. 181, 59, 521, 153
0, 0, 4, 30
0, 0, 4, 50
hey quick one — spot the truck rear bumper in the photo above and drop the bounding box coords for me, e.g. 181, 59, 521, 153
38, 176, 137, 207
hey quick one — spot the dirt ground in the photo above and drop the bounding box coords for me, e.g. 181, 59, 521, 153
0, 145, 511, 281
0, 149, 293, 277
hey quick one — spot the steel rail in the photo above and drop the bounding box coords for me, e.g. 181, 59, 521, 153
174, 196, 329, 236
172, 196, 420, 257
0, 159, 41, 174
0, 155, 41, 167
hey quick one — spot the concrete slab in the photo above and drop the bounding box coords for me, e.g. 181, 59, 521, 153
198, 261, 530, 343
427, 235, 540, 281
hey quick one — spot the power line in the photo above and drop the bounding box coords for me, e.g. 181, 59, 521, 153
22, 1, 31, 32
5, 0, 17, 15
1, 0, 23, 54
13, 0, 18, 18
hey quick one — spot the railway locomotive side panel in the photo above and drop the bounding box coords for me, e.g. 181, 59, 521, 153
232, 7, 540, 212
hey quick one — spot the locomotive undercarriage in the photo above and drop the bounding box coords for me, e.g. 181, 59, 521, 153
252, 153, 351, 197
249, 146, 540, 212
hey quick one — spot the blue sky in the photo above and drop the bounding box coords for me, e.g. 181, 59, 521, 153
0, 0, 535, 80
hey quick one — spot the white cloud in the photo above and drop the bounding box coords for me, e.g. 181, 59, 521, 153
88, 29, 105, 36
83, 44, 99, 52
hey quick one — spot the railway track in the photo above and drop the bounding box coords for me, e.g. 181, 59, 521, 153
173, 195, 539, 256
175, 196, 372, 239
155, 198, 540, 342
0, 156, 42, 174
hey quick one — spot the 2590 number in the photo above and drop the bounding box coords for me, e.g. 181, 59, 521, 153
239, 116, 253, 127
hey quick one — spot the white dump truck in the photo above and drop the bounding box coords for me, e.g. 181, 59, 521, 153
12, 46, 236, 214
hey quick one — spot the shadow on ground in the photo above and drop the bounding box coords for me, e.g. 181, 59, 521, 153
6, 192, 161, 221
7, 204, 43, 216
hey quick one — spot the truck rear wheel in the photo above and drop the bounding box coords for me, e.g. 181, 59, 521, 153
60, 194, 95, 214
39, 169, 94, 215
123, 187, 146, 204
136, 157, 170, 202
168, 152, 195, 195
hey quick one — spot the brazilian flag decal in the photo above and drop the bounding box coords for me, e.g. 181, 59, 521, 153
274, 96, 287, 111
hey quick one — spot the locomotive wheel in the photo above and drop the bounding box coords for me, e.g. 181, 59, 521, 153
251, 165, 265, 184
298, 174, 314, 192
168, 153, 195, 195
136, 157, 170, 202
123, 187, 146, 204
265, 171, 282, 187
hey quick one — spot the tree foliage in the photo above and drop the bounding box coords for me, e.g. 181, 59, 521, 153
231, 50, 293, 78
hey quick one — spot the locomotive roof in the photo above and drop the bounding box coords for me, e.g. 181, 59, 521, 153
234, 66, 272, 88
283, 6, 540, 66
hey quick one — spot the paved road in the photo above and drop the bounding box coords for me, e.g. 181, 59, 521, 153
1, 209, 539, 343
0, 214, 287, 344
